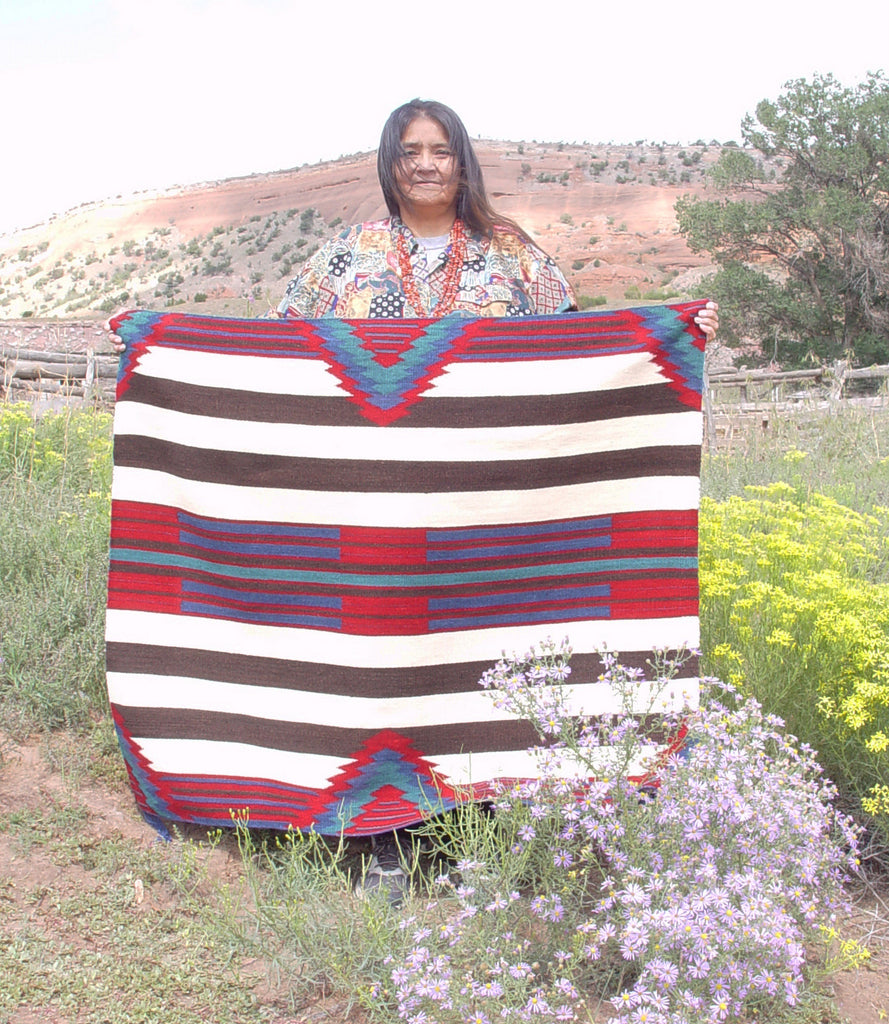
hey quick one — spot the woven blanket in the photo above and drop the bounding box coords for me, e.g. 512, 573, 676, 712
106, 305, 706, 835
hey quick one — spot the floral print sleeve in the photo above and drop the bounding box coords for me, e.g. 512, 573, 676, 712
488, 230, 576, 316
277, 235, 347, 318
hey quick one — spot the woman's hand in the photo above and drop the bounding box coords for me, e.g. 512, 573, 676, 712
695, 301, 719, 343
105, 311, 128, 354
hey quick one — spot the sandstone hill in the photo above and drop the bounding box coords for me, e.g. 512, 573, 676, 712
0, 139, 765, 322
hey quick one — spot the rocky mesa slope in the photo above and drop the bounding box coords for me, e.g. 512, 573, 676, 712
0, 139, 750, 321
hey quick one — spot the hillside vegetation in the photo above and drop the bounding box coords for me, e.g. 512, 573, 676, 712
0, 139, 779, 320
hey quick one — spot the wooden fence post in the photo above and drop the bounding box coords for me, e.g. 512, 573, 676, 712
702, 362, 716, 453
85, 348, 96, 394
829, 360, 848, 404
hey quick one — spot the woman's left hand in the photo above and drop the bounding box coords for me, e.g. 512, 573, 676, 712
695, 301, 719, 343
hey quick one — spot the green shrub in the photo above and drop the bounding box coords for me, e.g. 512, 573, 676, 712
577, 294, 607, 309
201, 256, 232, 276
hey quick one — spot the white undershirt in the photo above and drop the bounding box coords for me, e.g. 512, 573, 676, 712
415, 233, 450, 272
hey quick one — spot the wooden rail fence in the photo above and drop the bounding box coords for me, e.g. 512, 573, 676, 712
1, 345, 119, 402
704, 360, 889, 448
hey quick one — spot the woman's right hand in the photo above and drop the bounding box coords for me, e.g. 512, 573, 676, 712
105, 311, 129, 354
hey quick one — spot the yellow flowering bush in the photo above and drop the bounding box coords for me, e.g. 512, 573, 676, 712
0, 402, 112, 495
0, 403, 38, 475
700, 482, 889, 846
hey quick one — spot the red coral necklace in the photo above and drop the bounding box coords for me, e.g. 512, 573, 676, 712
395, 218, 467, 316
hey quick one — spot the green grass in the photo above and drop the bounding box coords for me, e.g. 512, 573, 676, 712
185, 825, 427, 1020
0, 404, 111, 721
0, 747, 284, 1022
0, 860, 270, 1019
702, 406, 889, 513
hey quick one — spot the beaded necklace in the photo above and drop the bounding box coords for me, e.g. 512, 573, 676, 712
395, 218, 467, 316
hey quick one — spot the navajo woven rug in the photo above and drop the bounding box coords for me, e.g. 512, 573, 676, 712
106, 304, 706, 835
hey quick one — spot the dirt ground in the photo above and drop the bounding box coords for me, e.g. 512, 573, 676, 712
1, 731, 887, 1023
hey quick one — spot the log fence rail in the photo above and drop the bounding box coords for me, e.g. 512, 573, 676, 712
705, 360, 889, 448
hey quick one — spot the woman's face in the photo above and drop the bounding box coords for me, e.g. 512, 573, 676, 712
394, 116, 460, 223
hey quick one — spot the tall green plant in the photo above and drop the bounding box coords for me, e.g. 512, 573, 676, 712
701, 409, 889, 512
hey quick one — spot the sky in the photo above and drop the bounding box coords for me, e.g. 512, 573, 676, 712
1, 0, 888, 237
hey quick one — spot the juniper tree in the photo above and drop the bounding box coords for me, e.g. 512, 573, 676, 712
676, 73, 889, 366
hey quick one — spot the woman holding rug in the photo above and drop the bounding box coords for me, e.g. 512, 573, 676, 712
276, 99, 579, 320
107, 98, 718, 903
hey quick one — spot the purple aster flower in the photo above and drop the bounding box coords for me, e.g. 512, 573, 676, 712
525, 990, 550, 1015
475, 979, 504, 998
467, 1012, 491, 1024
509, 962, 533, 979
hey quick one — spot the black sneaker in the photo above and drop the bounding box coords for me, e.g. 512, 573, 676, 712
356, 832, 409, 906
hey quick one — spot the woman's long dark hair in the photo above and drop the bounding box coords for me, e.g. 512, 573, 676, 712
377, 99, 531, 241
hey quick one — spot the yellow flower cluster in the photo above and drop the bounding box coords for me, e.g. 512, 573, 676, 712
700, 483, 889, 842
1, 402, 112, 497
819, 925, 871, 971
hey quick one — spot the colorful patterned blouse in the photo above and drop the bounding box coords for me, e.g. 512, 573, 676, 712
277, 217, 575, 319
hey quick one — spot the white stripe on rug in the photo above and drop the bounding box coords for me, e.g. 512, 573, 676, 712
133, 738, 666, 790
113, 402, 703, 462
105, 609, 700, 668
132, 347, 668, 396
107, 674, 698, 727
111, 469, 701, 526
